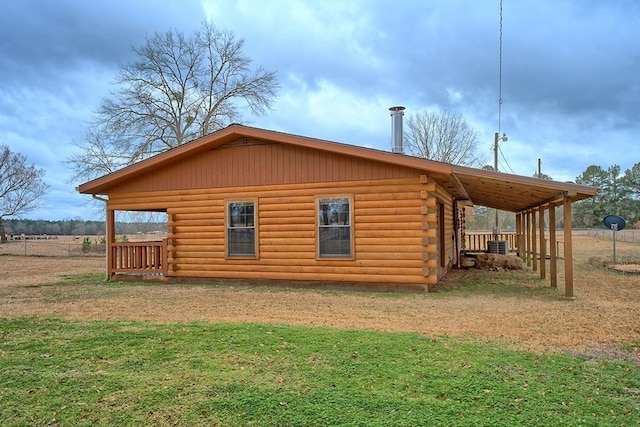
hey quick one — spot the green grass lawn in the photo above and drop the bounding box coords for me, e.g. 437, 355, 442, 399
1, 317, 638, 426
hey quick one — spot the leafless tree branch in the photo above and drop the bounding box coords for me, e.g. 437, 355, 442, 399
404, 110, 485, 167
0, 145, 49, 241
67, 21, 279, 183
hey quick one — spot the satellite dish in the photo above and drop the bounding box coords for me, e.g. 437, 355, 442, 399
603, 215, 626, 231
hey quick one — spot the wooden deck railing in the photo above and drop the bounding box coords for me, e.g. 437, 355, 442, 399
465, 232, 565, 258
109, 239, 167, 276
465, 232, 518, 252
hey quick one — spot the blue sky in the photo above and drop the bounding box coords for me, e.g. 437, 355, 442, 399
1, 0, 639, 220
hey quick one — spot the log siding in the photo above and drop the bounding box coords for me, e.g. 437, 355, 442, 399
109, 176, 448, 289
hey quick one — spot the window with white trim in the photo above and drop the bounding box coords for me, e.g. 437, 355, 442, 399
227, 201, 256, 257
317, 197, 352, 258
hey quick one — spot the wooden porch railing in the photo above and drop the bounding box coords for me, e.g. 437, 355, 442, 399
464, 232, 565, 258
109, 239, 167, 276
465, 232, 518, 252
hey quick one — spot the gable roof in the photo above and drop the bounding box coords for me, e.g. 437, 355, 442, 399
78, 124, 597, 212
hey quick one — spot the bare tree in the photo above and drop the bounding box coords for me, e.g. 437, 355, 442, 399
404, 110, 484, 166
0, 145, 49, 242
67, 21, 279, 182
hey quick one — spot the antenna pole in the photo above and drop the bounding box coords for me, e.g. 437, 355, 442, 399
498, 0, 504, 134
493, 132, 499, 238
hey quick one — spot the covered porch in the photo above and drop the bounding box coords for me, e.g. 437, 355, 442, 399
103, 209, 170, 278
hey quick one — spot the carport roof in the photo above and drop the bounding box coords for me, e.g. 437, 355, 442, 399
449, 165, 596, 212
78, 124, 597, 211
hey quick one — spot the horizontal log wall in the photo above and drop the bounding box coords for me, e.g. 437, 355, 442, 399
108, 177, 441, 288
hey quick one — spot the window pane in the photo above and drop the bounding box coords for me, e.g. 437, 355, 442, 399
318, 198, 350, 226
319, 227, 351, 257
228, 228, 255, 256
229, 202, 254, 227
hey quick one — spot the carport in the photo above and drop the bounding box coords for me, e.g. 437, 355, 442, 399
445, 165, 598, 297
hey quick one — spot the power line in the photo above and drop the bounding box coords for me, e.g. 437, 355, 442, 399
498, 144, 515, 174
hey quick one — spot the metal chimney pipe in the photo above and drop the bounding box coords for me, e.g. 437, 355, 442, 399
389, 106, 405, 153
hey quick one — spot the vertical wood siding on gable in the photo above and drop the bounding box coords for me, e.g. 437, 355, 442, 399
108, 140, 419, 193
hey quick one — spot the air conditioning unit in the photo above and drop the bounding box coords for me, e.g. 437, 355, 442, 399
487, 240, 509, 256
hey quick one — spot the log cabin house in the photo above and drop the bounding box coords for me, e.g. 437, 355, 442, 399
78, 123, 597, 294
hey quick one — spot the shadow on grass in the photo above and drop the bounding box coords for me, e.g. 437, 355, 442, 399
54, 268, 563, 302
432, 269, 562, 301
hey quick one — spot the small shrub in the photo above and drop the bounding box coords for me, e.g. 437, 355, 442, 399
81, 237, 92, 253
588, 256, 609, 267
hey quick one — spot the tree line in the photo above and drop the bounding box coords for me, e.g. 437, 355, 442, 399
3, 219, 166, 237
573, 163, 640, 228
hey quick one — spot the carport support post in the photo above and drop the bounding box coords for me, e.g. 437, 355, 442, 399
539, 205, 546, 279
515, 213, 522, 257
531, 208, 537, 272
563, 195, 574, 297
549, 204, 557, 287
525, 211, 531, 267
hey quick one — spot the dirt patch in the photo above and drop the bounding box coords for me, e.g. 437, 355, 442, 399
1, 235, 640, 356
0, 254, 104, 286
571, 344, 640, 364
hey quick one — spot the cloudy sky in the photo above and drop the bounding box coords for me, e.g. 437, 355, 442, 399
1, 0, 639, 220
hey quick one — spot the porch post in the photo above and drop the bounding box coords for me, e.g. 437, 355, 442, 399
106, 208, 115, 279
549, 203, 557, 287
162, 238, 169, 276
563, 195, 574, 297
539, 205, 546, 279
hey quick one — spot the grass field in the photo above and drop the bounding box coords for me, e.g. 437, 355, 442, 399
1, 234, 640, 425
1, 317, 639, 426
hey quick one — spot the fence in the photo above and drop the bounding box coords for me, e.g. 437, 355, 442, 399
0, 238, 106, 257
572, 228, 640, 242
